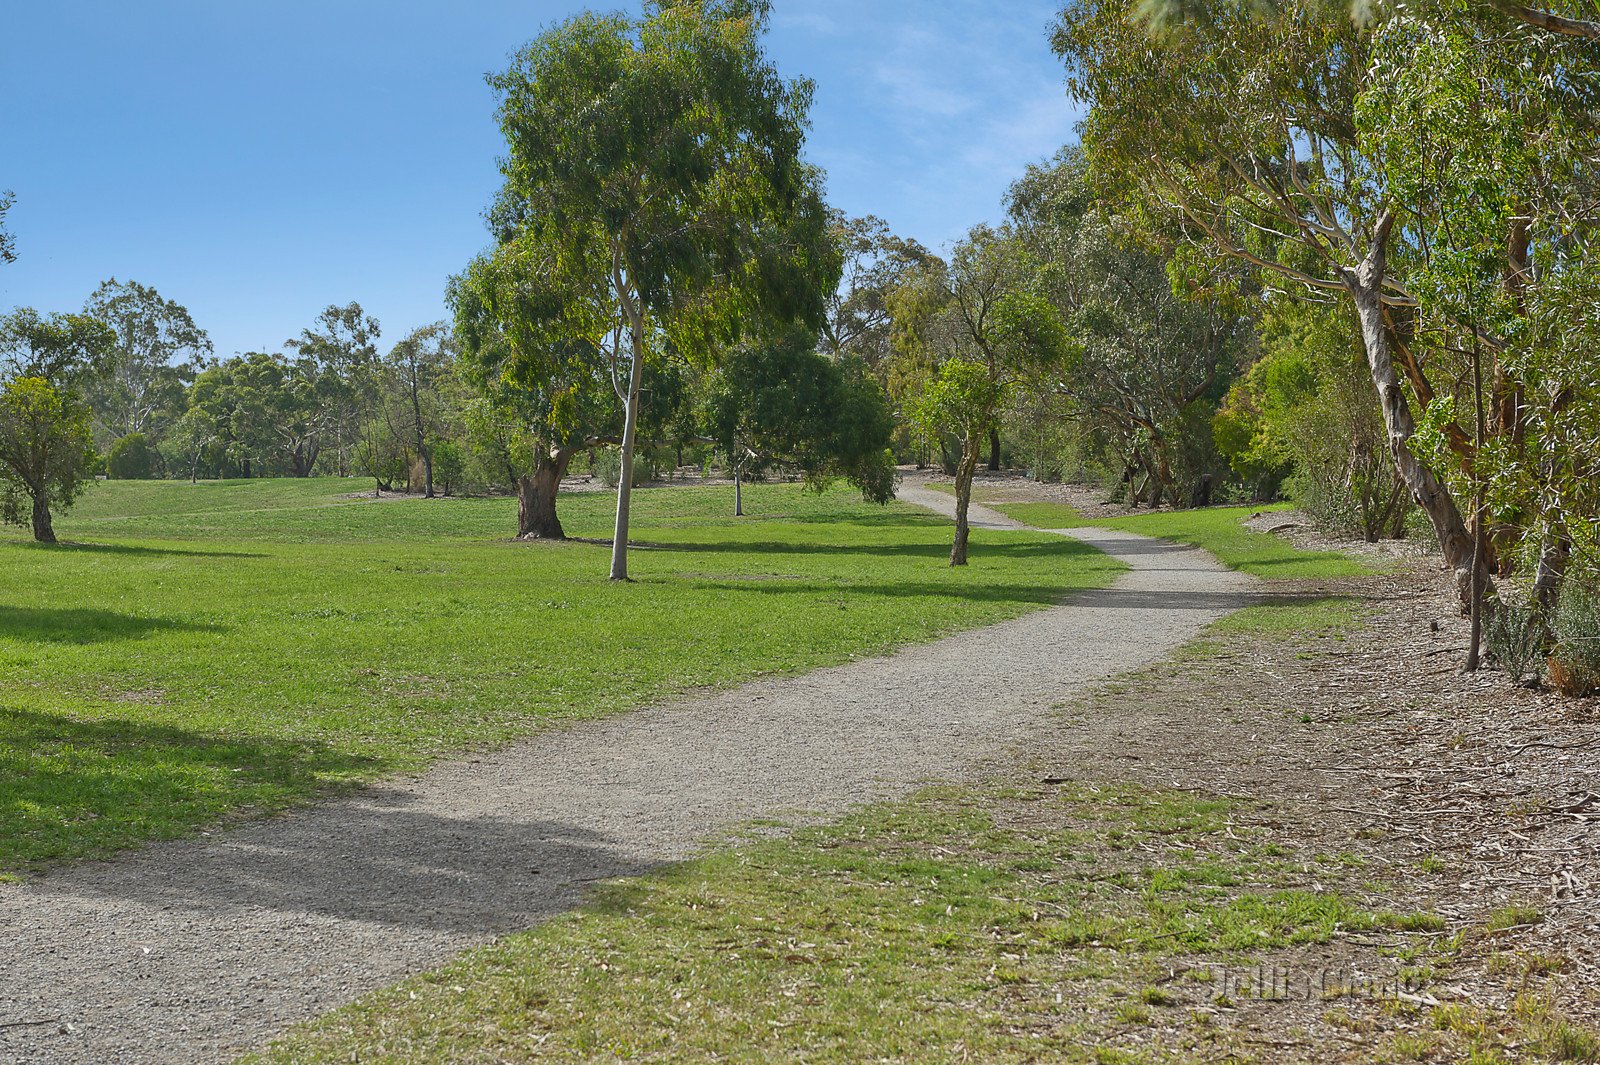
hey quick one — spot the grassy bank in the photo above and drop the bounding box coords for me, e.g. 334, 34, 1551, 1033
0, 478, 1124, 871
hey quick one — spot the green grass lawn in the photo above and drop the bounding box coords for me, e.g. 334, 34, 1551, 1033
994, 501, 1374, 580
0, 478, 1125, 872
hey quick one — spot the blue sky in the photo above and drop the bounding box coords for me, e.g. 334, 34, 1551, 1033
0, 1, 1079, 360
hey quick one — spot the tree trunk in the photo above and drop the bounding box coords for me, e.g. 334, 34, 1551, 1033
1533, 527, 1570, 615
517, 450, 571, 540
950, 433, 981, 566
31, 494, 55, 544
610, 313, 648, 581
988, 426, 1001, 472
421, 449, 435, 499
1343, 212, 1482, 608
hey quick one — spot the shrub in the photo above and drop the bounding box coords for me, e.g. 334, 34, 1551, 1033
1486, 596, 1544, 685
1548, 580, 1600, 697
592, 447, 648, 489
106, 432, 155, 480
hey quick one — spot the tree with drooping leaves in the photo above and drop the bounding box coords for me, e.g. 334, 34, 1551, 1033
284, 302, 381, 477
1006, 151, 1249, 507
819, 212, 938, 373
481, 0, 838, 579
82, 278, 212, 444
1053, 0, 1492, 600
380, 322, 459, 498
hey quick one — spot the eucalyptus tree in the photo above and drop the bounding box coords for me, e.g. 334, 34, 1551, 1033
892, 225, 1072, 560
1056, 0, 1600, 612
454, 259, 692, 539
188, 353, 296, 478
820, 212, 937, 372
0, 308, 119, 391
482, 0, 837, 579
382, 322, 459, 498
285, 302, 380, 476
1054, 0, 1488, 598
0, 309, 116, 542
82, 278, 212, 442
1007, 152, 1248, 507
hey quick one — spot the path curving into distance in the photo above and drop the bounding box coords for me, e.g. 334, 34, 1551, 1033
1, 486, 1257, 1064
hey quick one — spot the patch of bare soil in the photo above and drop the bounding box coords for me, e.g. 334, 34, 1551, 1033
1016, 553, 1600, 1059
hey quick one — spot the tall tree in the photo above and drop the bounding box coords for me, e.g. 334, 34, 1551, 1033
819, 213, 937, 372
382, 322, 459, 498
82, 278, 212, 440
285, 302, 380, 477
0, 308, 119, 391
1054, 0, 1486, 599
483, 0, 837, 579
892, 226, 1072, 558
1008, 152, 1247, 507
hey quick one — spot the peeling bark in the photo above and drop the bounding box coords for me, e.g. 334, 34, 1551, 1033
1343, 213, 1483, 608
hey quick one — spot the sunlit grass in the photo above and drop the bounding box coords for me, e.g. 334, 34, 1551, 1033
0, 478, 1125, 870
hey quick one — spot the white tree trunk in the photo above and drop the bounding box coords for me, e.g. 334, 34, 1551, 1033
609, 316, 648, 581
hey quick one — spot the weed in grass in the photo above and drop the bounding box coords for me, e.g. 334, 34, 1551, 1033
1516, 992, 1600, 1062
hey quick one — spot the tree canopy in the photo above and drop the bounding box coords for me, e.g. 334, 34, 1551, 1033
478, 0, 839, 578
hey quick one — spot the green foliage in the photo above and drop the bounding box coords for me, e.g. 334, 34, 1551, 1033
1217, 301, 1410, 539
105, 432, 155, 480
1549, 580, 1600, 696
429, 438, 465, 496
81, 278, 211, 442
0, 190, 14, 266
1486, 595, 1544, 686
1006, 150, 1246, 507
911, 357, 1007, 446
0, 307, 118, 391
708, 327, 896, 503
0, 377, 99, 540
465, 0, 838, 562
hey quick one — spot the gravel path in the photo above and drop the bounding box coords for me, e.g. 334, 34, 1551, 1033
0, 489, 1256, 1064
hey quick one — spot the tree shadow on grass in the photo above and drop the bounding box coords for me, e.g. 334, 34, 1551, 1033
0, 707, 382, 872
15, 540, 268, 560
635, 536, 1102, 561
0, 606, 219, 644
